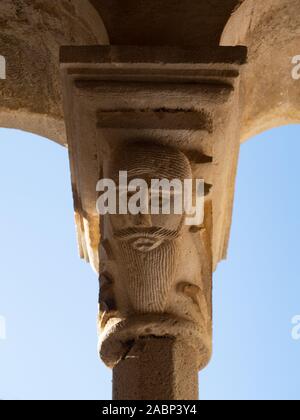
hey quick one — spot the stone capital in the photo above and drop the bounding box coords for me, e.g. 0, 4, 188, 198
60, 45, 247, 373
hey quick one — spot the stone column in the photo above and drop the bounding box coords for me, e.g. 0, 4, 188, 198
60, 45, 247, 400
113, 338, 199, 400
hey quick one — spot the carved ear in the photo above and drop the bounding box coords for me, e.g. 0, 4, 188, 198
184, 150, 213, 165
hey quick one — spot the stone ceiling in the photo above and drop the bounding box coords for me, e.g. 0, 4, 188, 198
90, 0, 244, 46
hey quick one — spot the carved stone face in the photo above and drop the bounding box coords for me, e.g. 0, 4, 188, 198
107, 143, 193, 313
99, 143, 212, 370
108, 143, 192, 253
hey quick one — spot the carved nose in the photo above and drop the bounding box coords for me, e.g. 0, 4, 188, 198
132, 212, 152, 227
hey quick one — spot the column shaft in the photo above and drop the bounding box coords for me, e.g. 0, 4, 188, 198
113, 337, 199, 400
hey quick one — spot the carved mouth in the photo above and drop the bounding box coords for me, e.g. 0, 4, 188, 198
131, 237, 163, 252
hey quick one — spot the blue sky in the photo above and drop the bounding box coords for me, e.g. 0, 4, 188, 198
0, 125, 299, 400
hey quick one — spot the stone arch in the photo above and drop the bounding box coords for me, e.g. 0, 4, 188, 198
0, 0, 109, 146
221, 0, 300, 142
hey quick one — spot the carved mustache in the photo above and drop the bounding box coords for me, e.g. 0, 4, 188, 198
113, 226, 180, 241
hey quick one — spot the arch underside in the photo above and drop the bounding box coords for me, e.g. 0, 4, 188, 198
1, 0, 299, 145
221, 0, 300, 142
0, 0, 109, 146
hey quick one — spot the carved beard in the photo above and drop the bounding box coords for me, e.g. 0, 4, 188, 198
118, 239, 178, 313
